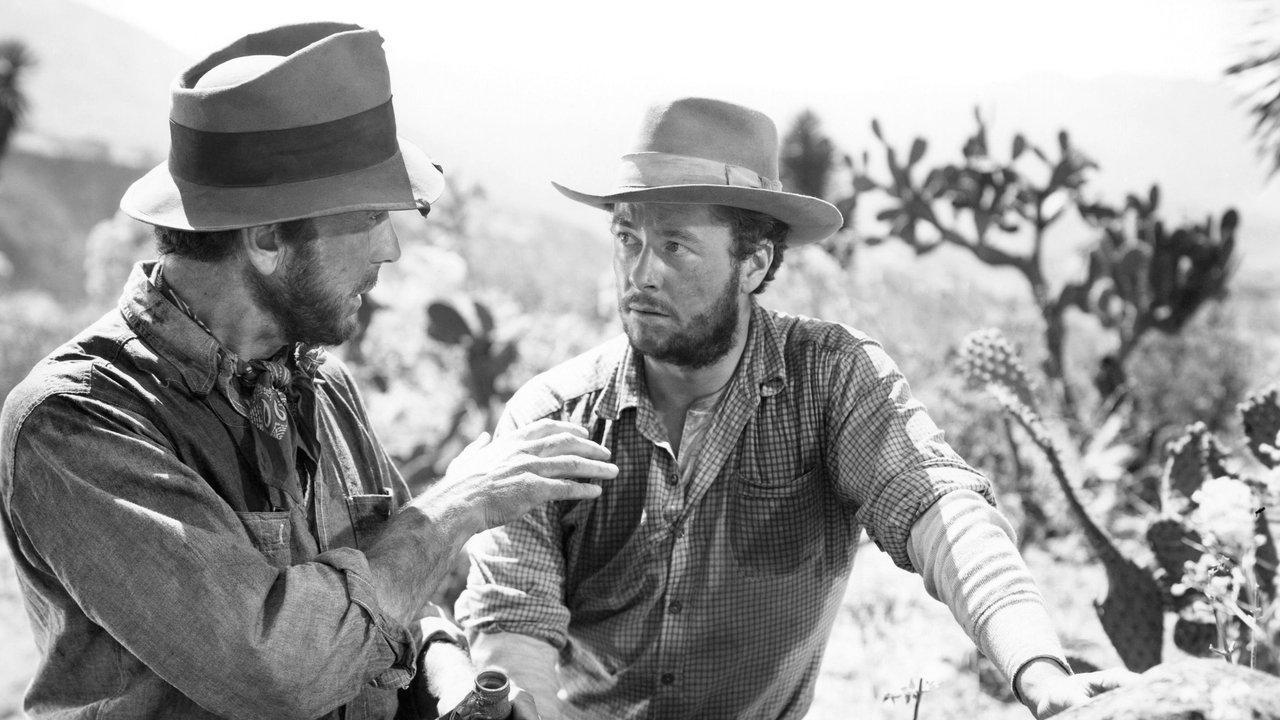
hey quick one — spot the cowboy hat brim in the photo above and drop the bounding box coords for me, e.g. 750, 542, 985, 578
120, 136, 444, 231
551, 181, 843, 245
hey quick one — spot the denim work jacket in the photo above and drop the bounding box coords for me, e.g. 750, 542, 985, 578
0, 262, 417, 720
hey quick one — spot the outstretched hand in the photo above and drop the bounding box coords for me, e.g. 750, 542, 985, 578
367, 419, 615, 626
1023, 667, 1140, 718
426, 419, 616, 532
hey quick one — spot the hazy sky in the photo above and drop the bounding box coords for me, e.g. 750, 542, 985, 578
68, 0, 1280, 257
78, 0, 1246, 84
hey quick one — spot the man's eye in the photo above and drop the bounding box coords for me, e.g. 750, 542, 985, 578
664, 241, 686, 255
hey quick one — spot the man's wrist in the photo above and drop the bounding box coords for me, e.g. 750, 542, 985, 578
1013, 655, 1073, 706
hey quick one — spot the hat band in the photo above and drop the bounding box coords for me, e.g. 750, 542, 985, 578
614, 152, 782, 192
168, 99, 400, 188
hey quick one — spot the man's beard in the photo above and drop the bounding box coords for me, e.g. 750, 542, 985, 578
620, 272, 740, 369
245, 243, 370, 347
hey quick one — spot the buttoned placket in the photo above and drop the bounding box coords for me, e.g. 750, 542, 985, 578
643, 373, 776, 719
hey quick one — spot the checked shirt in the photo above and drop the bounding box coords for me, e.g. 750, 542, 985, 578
457, 303, 994, 720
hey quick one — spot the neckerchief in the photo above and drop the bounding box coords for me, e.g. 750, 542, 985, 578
150, 264, 325, 504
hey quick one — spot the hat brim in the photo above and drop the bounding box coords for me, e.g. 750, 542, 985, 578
551, 181, 843, 245
120, 137, 444, 231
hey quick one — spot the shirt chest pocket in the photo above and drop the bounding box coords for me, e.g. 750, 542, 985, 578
235, 511, 293, 570
729, 465, 825, 577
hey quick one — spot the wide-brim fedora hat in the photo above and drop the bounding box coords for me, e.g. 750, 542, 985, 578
552, 97, 843, 244
120, 22, 444, 231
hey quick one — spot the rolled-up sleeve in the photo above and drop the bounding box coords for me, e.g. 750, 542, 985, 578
456, 505, 572, 648
5, 390, 414, 720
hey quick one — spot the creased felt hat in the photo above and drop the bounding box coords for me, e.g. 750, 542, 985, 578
552, 97, 843, 244
120, 22, 444, 231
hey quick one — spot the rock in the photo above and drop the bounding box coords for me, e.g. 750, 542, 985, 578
1055, 659, 1280, 720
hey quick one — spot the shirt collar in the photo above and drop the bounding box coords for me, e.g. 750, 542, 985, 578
592, 301, 789, 422
118, 260, 224, 396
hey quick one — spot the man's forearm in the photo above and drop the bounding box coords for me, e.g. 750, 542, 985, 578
471, 631, 565, 720
366, 501, 479, 628
907, 490, 1068, 685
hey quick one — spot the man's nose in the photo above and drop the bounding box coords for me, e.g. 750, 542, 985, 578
628, 245, 660, 290
371, 219, 401, 264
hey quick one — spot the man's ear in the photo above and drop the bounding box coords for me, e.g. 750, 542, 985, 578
740, 241, 774, 295
241, 225, 283, 276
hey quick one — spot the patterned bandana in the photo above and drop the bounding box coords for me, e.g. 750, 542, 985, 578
229, 347, 326, 440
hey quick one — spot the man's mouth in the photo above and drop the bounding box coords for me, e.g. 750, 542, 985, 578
624, 297, 670, 316
628, 305, 666, 316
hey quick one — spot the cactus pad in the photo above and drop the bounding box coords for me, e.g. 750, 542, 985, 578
1172, 616, 1219, 657
1094, 561, 1166, 671
1240, 387, 1280, 469
1256, 508, 1278, 604
1146, 517, 1202, 584
1164, 423, 1232, 500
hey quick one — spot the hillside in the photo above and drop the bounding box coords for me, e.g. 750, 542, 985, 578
0, 148, 149, 300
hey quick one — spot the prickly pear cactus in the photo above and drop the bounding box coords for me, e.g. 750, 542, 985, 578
1146, 517, 1202, 583
958, 328, 1164, 671
1172, 615, 1219, 657
1241, 387, 1280, 469
1256, 509, 1278, 602
957, 328, 1039, 413
1164, 422, 1233, 501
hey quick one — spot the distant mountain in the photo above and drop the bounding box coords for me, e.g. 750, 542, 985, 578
0, 0, 184, 299
0, 0, 190, 157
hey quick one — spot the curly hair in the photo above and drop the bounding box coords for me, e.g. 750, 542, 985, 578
709, 205, 790, 294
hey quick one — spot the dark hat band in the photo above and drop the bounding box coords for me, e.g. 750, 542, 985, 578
168, 99, 399, 188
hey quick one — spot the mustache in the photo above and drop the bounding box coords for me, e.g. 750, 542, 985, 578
621, 293, 674, 314
357, 272, 380, 295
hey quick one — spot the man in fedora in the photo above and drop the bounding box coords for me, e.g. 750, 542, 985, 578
456, 97, 1134, 719
0, 22, 614, 720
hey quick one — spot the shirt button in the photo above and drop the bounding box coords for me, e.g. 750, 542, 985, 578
668, 600, 683, 615
660, 672, 676, 685
665, 472, 678, 486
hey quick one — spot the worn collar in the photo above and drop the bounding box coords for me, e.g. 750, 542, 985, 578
119, 260, 224, 396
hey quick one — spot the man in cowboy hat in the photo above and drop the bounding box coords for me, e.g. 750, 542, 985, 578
0, 22, 613, 720
456, 97, 1134, 719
